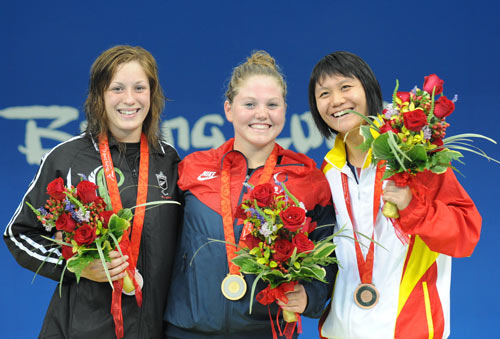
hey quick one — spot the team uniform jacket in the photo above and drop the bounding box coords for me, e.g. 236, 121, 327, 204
4, 134, 182, 339
164, 138, 337, 339
320, 136, 481, 339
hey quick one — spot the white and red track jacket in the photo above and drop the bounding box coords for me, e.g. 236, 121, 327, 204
320, 136, 481, 339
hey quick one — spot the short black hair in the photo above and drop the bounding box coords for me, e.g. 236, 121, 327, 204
308, 51, 383, 139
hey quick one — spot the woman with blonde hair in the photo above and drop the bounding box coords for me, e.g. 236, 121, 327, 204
164, 50, 336, 338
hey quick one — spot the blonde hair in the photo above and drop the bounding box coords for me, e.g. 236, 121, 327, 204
225, 50, 287, 103
84, 45, 165, 149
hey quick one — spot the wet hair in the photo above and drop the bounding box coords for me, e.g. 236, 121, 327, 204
225, 50, 287, 103
84, 45, 165, 148
308, 51, 383, 139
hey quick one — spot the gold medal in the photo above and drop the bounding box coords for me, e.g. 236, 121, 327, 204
221, 274, 247, 300
354, 283, 379, 309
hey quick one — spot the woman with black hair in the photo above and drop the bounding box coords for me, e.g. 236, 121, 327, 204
308, 51, 481, 339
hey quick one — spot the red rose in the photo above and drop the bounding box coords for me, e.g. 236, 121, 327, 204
76, 181, 98, 204
403, 109, 427, 132
273, 239, 294, 262
55, 212, 76, 232
433, 96, 455, 118
302, 217, 317, 234
234, 206, 248, 220
242, 235, 261, 250
292, 233, 314, 253
47, 177, 66, 200
61, 245, 75, 260
280, 206, 306, 232
423, 74, 444, 95
250, 183, 275, 207
99, 210, 114, 228
397, 91, 411, 102
74, 224, 97, 245
379, 120, 399, 134
431, 138, 444, 152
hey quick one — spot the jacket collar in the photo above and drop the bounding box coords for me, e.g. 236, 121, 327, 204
89, 133, 166, 155
324, 134, 373, 171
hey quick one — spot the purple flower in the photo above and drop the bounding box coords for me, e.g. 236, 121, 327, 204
37, 207, 48, 216
64, 200, 75, 212
77, 173, 89, 181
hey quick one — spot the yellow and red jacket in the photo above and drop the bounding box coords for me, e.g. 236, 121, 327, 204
320, 136, 481, 339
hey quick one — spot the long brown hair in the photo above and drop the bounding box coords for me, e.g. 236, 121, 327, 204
84, 45, 165, 148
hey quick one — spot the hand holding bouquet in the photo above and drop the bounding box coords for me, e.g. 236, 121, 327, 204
29, 177, 138, 293
353, 74, 498, 218
231, 181, 337, 338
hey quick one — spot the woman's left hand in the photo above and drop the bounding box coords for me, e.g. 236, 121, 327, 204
277, 283, 308, 314
383, 180, 413, 210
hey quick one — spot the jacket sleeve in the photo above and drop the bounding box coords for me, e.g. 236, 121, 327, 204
3, 150, 75, 283
302, 198, 338, 318
398, 168, 481, 257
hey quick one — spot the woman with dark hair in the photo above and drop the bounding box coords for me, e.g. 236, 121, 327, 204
308, 51, 383, 138
308, 51, 481, 338
4, 45, 182, 338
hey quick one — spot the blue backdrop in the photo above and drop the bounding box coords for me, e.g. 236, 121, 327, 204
2, 1, 499, 338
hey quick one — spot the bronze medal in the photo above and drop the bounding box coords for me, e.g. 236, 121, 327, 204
221, 274, 247, 300
354, 283, 379, 309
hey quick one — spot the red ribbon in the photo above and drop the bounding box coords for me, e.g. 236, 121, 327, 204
256, 281, 302, 339
388, 171, 417, 244
220, 145, 278, 275
341, 164, 383, 285
390, 171, 411, 187
99, 133, 148, 339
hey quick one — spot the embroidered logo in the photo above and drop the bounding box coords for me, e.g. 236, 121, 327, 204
197, 171, 218, 181
273, 171, 288, 184
156, 171, 169, 197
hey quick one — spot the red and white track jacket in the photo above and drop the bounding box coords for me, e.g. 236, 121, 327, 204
320, 136, 481, 339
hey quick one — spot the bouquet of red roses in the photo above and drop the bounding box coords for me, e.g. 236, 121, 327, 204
231, 181, 337, 337
27, 177, 136, 293
354, 74, 498, 218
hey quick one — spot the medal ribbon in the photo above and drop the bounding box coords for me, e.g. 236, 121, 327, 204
341, 163, 384, 284
220, 144, 278, 275
99, 133, 149, 339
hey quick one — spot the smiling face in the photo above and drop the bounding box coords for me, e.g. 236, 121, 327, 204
224, 75, 286, 156
103, 61, 150, 142
314, 74, 368, 138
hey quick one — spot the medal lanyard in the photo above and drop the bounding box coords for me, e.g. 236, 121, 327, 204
99, 133, 149, 272
220, 144, 278, 275
341, 163, 384, 284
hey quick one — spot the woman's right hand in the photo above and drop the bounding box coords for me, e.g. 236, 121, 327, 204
80, 250, 129, 283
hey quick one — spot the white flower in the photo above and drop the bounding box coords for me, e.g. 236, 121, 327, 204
44, 221, 55, 232
75, 210, 90, 222
259, 222, 273, 238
